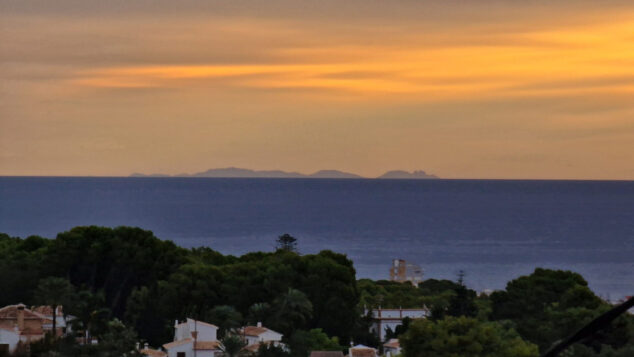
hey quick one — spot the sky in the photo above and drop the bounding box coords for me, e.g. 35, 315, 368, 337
1, 0, 633, 179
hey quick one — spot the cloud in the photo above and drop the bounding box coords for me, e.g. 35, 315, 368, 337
1, 0, 634, 178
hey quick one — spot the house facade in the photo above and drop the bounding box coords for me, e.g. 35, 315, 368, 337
369, 308, 429, 341
389, 259, 423, 286
163, 318, 220, 357
31, 305, 73, 336
383, 339, 401, 357
348, 344, 378, 357
0, 304, 49, 354
240, 322, 285, 353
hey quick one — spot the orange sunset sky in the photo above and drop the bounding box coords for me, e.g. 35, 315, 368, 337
1, 0, 633, 179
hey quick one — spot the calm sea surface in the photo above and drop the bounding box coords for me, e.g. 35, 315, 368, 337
1, 177, 632, 299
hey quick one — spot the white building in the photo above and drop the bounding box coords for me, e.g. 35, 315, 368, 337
383, 339, 401, 357
348, 344, 378, 357
389, 259, 423, 286
369, 308, 429, 341
163, 318, 220, 357
0, 304, 48, 354
240, 322, 284, 353
0, 327, 21, 354
31, 305, 74, 336
139, 343, 168, 357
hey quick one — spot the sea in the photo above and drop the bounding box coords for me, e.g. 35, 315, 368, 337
0, 177, 632, 300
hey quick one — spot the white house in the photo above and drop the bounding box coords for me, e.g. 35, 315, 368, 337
140, 344, 168, 357
368, 308, 429, 341
0, 327, 21, 354
31, 305, 75, 336
241, 322, 283, 345
239, 322, 285, 353
0, 304, 48, 353
163, 318, 220, 357
348, 344, 378, 357
383, 339, 401, 357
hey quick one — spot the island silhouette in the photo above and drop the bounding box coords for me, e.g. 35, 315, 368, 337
130, 167, 438, 179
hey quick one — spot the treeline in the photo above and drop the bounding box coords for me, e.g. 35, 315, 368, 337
1, 226, 633, 357
358, 271, 634, 356
0, 226, 363, 355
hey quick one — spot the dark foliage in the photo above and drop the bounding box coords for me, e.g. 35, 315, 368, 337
0, 227, 358, 347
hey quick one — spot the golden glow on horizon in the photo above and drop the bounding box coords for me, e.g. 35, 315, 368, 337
1, 1, 633, 179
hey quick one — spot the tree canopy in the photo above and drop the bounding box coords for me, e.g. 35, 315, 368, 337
490, 268, 634, 355
0, 226, 358, 347
399, 316, 539, 357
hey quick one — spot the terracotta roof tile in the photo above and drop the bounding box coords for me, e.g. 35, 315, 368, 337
32, 306, 63, 316
310, 351, 345, 357
0, 305, 49, 321
349, 347, 377, 357
195, 341, 220, 350
163, 338, 193, 349
243, 326, 269, 336
140, 349, 167, 357
383, 339, 400, 349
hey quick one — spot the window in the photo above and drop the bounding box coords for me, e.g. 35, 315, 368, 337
177, 352, 186, 357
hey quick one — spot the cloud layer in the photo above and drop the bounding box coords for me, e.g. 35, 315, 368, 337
1, 0, 633, 178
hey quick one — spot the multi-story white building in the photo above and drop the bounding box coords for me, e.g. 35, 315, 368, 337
369, 308, 429, 341
389, 259, 423, 286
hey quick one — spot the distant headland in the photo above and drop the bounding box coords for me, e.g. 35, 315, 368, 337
130, 167, 438, 179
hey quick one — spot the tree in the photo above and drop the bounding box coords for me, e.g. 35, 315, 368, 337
489, 268, 616, 352
271, 288, 313, 336
96, 319, 141, 357
34, 277, 74, 336
358, 279, 425, 309
1, 226, 361, 348
289, 328, 344, 357
400, 316, 539, 357
67, 289, 110, 344
385, 317, 411, 340
257, 343, 291, 357
248, 302, 271, 325
220, 334, 247, 357
350, 308, 380, 349
276, 234, 298, 253
206, 305, 243, 337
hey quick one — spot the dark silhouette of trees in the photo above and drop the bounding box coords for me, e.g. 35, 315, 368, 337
276, 233, 298, 252
400, 316, 539, 357
34, 277, 74, 336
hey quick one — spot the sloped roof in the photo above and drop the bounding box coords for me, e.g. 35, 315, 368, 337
194, 320, 218, 329
349, 345, 377, 357
242, 326, 269, 336
176, 319, 219, 329
31, 306, 63, 316
242, 325, 283, 338
163, 338, 193, 349
140, 348, 167, 357
195, 341, 220, 350
383, 339, 400, 349
310, 351, 345, 357
0, 304, 51, 322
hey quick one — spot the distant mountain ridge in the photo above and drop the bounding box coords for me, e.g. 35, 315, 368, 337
377, 170, 438, 179
130, 167, 437, 179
